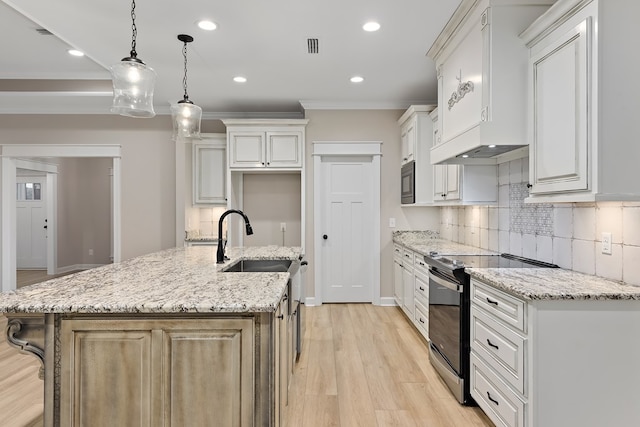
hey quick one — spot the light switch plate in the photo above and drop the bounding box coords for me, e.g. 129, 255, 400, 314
389, 218, 396, 228
601, 232, 612, 255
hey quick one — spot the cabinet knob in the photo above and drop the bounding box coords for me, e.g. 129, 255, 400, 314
277, 314, 284, 320
527, 183, 533, 188
323, 234, 328, 240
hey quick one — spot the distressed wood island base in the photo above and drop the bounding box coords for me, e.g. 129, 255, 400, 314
1, 246, 302, 426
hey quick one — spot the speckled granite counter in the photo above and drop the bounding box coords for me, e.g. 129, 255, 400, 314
392, 230, 497, 256
469, 268, 640, 301
0, 245, 303, 314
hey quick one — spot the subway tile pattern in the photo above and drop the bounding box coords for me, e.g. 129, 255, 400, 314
440, 158, 640, 287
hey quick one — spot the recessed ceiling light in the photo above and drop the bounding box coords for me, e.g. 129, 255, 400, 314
67, 49, 84, 57
462, 154, 470, 158
488, 144, 497, 148
363, 21, 381, 32
233, 76, 247, 83
197, 20, 218, 31
350, 76, 364, 83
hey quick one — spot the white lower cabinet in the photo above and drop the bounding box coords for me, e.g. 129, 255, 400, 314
393, 243, 429, 341
393, 245, 404, 307
471, 277, 640, 427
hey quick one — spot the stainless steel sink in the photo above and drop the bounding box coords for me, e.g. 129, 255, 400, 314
222, 259, 292, 273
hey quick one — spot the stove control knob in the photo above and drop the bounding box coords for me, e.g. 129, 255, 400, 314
429, 251, 439, 257
452, 259, 465, 268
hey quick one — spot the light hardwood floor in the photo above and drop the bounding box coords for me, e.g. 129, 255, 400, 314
284, 304, 494, 427
0, 298, 493, 426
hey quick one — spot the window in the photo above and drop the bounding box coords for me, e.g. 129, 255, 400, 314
16, 182, 41, 201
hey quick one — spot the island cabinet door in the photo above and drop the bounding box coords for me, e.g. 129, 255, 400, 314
59, 317, 255, 427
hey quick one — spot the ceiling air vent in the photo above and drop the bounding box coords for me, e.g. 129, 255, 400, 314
307, 38, 319, 54
35, 28, 53, 36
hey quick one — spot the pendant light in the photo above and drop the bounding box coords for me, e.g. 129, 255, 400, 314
109, 0, 156, 118
171, 34, 202, 139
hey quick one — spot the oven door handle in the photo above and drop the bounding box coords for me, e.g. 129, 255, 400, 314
429, 270, 462, 293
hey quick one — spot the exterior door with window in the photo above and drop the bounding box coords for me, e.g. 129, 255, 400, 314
16, 176, 47, 269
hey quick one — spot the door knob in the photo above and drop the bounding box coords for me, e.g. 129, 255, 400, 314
322, 234, 328, 240
43, 225, 47, 229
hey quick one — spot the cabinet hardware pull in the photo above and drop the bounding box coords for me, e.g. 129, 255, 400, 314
292, 310, 297, 315
487, 339, 499, 350
283, 294, 288, 301
277, 314, 284, 319
487, 392, 499, 406
419, 318, 425, 324
486, 297, 499, 306
527, 183, 533, 188
419, 287, 425, 291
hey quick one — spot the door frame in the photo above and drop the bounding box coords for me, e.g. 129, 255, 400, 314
1, 144, 122, 292
16, 162, 57, 273
312, 141, 381, 306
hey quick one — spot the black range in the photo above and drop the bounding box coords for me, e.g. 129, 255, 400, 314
423, 252, 558, 405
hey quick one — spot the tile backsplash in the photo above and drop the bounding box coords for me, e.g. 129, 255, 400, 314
439, 158, 640, 286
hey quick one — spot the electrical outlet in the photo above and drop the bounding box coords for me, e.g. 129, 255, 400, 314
280, 222, 286, 232
389, 218, 396, 228
601, 232, 612, 255
88, 249, 94, 256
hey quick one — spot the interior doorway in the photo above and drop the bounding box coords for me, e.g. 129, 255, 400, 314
16, 174, 47, 269
312, 141, 381, 305
1, 144, 122, 292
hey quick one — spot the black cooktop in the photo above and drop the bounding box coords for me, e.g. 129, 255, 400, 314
425, 253, 558, 270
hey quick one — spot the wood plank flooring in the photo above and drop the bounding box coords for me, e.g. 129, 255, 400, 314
0, 296, 493, 426
284, 304, 494, 427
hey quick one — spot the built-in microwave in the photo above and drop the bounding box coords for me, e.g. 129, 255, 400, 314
401, 161, 415, 204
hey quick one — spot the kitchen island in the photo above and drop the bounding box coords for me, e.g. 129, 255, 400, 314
0, 245, 303, 427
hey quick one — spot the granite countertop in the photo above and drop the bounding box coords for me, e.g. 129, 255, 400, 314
392, 230, 497, 256
394, 230, 640, 301
469, 268, 640, 301
0, 246, 303, 315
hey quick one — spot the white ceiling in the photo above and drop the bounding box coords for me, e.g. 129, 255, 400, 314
0, 0, 460, 118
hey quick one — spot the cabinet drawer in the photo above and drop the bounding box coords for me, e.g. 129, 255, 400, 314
414, 256, 429, 276
470, 353, 525, 427
471, 306, 525, 395
472, 279, 525, 332
402, 249, 414, 269
414, 300, 429, 339
414, 271, 429, 307
393, 244, 403, 262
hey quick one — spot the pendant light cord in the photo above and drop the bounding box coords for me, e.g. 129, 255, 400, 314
182, 41, 189, 101
130, 0, 138, 58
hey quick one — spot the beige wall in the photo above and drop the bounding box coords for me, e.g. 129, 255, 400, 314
0, 114, 178, 261
57, 157, 112, 268
303, 110, 440, 301
243, 173, 302, 247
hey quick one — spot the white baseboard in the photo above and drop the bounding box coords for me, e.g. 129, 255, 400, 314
378, 297, 398, 306
304, 297, 318, 306
57, 264, 106, 274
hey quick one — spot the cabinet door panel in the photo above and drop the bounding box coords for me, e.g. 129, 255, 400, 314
194, 143, 226, 204
530, 20, 590, 194
266, 132, 302, 167
163, 323, 253, 427
61, 330, 153, 427
445, 164, 461, 200
230, 132, 265, 167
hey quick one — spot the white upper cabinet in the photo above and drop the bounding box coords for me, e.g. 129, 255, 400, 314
427, 0, 553, 164
223, 119, 308, 170
193, 134, 226, 205
521, 0, 640, 202
398, 105, 436, 205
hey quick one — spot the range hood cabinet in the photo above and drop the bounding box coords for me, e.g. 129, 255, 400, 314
427, 0, 553, 165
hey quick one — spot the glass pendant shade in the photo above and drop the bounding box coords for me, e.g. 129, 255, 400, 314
110, 58, 157, 118
171, 100, 202, 138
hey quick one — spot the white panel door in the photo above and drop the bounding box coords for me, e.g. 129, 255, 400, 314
16, 176, 47, 269
320, 156, 374, 302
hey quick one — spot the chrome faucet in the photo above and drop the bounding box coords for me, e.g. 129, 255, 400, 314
217, 209, 254, 263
